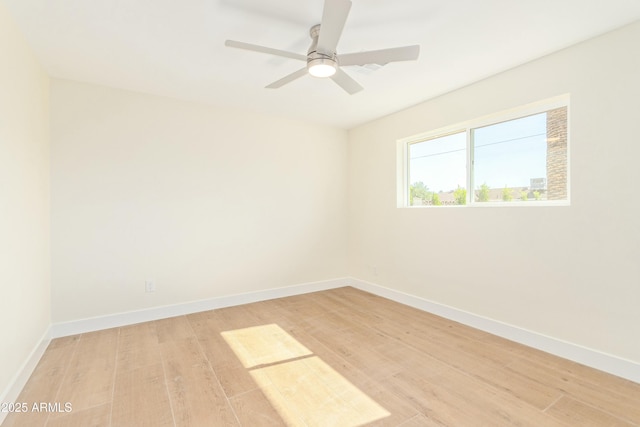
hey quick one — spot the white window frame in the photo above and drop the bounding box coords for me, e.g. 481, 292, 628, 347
397, 94, 570, 208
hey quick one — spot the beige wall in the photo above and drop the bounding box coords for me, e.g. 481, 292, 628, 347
348, 21, 640, 363
0, 3, 51, 396
50, 80, 348, 322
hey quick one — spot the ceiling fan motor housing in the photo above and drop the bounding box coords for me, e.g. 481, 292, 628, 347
307, 24, 338, 77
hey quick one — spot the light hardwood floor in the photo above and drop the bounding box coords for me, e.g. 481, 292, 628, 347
3, 287, 639, 426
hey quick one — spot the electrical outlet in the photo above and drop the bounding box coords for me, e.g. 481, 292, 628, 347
145, 279, 156, 293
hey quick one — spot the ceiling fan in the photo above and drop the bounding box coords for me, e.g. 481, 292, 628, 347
225, 0, 420, 94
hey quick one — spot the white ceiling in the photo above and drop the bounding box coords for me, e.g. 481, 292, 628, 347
4, 0, 640, 129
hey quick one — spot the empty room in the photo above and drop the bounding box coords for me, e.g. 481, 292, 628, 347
1, 0, 640, 425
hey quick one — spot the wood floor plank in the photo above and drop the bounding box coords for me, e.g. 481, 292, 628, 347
383, 368, 479, 426
116, 321, 160, 373
2, 336, 80, 427
284, 325, 423, 426
220, 324, 312, 369
387, 367, 568, 427
521, 342, 640, 394
546, 395, 635, 426
159, 336, 208, 366
240, 300, 300, 330
1, 411, 50, 427
302, 325, 405, 381
163, 360, 239, 426
47, 335, 82, 351
397, 412, 447, 427
208, 304, 266, 331
374, 343, 452, 380
53, 329, 118, 413
155, 315, 195, 343
292, 309, 355, 336
330, 367, 421, 426
474, 364, 563, 410
229, 388, 287, 426
507, 357, 640, 424
188, 312, 261, 398
192, 325, 241, 368
45, 403, 110, 427
268, 292, 338, 321
111, 363, 174, 427
212, 364, 260, 399
249, 356, 391, 426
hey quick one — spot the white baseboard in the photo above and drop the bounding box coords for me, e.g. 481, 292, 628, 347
348, 277, 640, 384
50, 278, 348, 338
0, 327, 51, 425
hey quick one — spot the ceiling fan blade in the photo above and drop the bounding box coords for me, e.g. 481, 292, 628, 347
330, 68, 363, 95
265, 67, 308, 89
339, 45, 420, 67
316, 0, 352, 55
225, 40, 307, 61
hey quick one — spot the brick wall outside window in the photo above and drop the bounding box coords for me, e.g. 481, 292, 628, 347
546, 107, 568, 200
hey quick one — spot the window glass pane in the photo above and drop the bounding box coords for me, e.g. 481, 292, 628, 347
409, 132, 466, 206
472, 108, 567, 202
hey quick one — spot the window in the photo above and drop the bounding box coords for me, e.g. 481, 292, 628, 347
401, 96, 569, 207
409, 132, 466, 206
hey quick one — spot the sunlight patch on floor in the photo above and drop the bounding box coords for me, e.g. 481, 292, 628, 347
221, 324, 312, 368
222, 324, 390, 426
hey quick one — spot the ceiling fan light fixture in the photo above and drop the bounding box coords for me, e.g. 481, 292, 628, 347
307, 57, 337, 78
